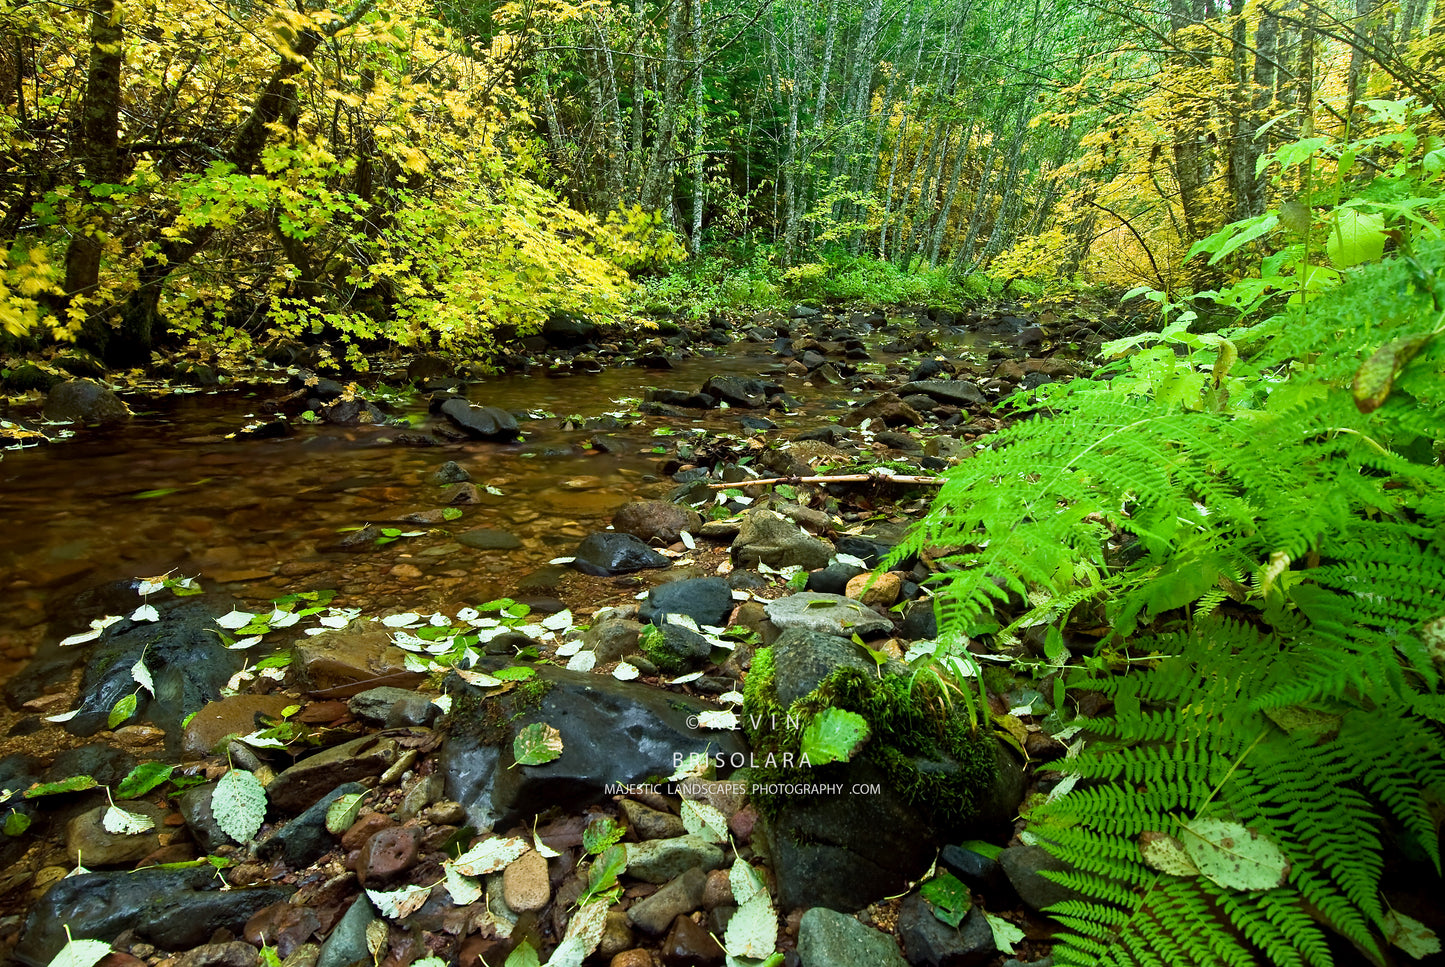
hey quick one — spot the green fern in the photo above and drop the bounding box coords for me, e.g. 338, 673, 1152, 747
897, 238, 1445, 964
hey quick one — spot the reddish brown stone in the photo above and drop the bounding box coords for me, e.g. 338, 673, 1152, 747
357, 826, 421, 887
661, 915, 725, 967
342, 812, 396, 852
244, 901, 321, 958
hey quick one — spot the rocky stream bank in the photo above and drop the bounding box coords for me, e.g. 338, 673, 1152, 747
0, 302, 1125, 967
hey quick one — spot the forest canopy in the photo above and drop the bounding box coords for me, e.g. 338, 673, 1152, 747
3, 0, 1445, 363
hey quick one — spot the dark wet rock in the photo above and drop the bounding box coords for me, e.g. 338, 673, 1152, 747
583, 618, 643, 664
267, 733, 410, 813
430, 460, 471, 484
910, 358, 948, 381
14, 867, 291, 966
440, 664, 746, 831
629, 867, 708, 935
939, 843, 1008, 898
65, 800, 168, 867
245, 903, 322, 959
336, 524, 384, 550
731, 509, 833, 570
1008, 325, 1048, 350
357, 824, 421, 886
542, 312, 599, 347
439, 399, 521, 441
407, 354, 452, 382
875, 430, 923, 452
39, 595, 246, 749
316, 397, 388, 426
613, 500, 702, 545
176, 782, 233, 853
626, 838, 725, 885
43, 379, 131, 424
348, 686, 439, 728
457, 528, 522, 550
764, 593, 892, 639
236, 417, 292, 439
900, 601, 938, 641
835, 536, 906, 569
662, 914, 725, 967
798, 907, 907, 967
806, 562, 865, 595
257, 783, 367, 868
0, 755, 44, 866
701, 376, 774, 409
571, 532, 670, 576
291, 373, 346, 401
750, 630, 1019, 912
790, 304, 820, 319
841, 393, 925, 428
898, 895, 996, 967
315, 895, 376, 967
739, 416, 777, 431
999, 844, 1084, 912
900, 380, 987, 407
169, 941, 261, 967
647, 387, 716, 409
639, 577, 734, 629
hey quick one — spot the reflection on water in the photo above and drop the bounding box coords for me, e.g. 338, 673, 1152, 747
0, 342, 871, 681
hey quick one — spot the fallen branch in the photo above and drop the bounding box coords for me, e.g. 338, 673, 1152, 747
706, 472, 945, 489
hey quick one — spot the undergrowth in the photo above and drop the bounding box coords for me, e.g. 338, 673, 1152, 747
894, 232, 1445, 962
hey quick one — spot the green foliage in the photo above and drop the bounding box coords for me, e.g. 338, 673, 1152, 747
781, 249, 968, 307
582, 817, 625, 855
899, 184, 1445, 966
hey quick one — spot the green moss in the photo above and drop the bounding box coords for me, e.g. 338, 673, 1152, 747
740, 654, 997, 826
639, 625, 689, 673
509, 676, 555, 719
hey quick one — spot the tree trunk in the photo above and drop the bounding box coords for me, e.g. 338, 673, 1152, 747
66, 0, 124, 353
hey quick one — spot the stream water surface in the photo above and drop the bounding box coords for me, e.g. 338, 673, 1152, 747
0, 325, 976, 684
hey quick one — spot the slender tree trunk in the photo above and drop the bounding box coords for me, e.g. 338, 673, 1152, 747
690, 0, 705, 251
66, 0, 124, 352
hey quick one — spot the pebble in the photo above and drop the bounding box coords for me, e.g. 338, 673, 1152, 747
599, 910, 635, 957
661, 915, 725, 967
501, 849, 550, 912
341, 813, 395, 852
625, 835, 725, 883
610, 950, 655, 967
627, 867, 707, 936
356, 825, 420, 886
620, 799, 687, 841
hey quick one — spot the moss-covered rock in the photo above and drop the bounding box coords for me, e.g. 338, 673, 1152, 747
742, 626, 1017, 911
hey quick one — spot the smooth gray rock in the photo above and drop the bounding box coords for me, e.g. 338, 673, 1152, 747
315, 894, 377, 967
898, 894, 996, 967
899, 380, 987, 407
257, 782, 368, 868
613, 501, 702, 545
999, 845, 1083, 912
763, 593, 893, 639
582, 619, 642, 664
640, 577, 734, 629
798, 907, 909, 967
348, 686, 438, 727
457, 528, 522, 550
627, 867, 708, 935
626, 836, 725, 884
439, 399, 520, 441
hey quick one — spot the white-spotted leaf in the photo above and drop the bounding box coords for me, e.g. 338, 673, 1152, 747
1179, 818, 1289, 891
681, 798, 729, 843
212, 768, 267, 844
451, 836, 529, 876
101, 805, 155, 835
366, 883, 432, 919
513, 723, 564, 766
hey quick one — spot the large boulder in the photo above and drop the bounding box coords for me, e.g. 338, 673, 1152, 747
744, 629, 1019, 911
439, 398, 521, 441
731, 510, 833, 570
613, 500, 702, 545
43, 379, 130, 424
639, 577, 735, 629
764, 593, 893, 639
572, 532, 671, 576
542, 312, 599, 347
440, 663, 747, 830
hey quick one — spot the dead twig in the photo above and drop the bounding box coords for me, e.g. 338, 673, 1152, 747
705, 472, 945, 489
